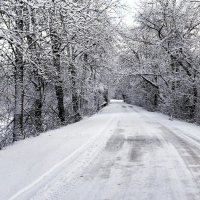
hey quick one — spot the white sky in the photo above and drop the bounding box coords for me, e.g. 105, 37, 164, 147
121, 0, 140, 26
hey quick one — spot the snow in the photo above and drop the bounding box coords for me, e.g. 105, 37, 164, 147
109, 99, 124, 103
1, 101, 200, 200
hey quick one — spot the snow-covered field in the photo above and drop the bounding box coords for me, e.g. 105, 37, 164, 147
1, 101, 200, 200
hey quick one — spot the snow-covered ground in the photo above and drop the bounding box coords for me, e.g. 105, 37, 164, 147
1, 101, 200, 200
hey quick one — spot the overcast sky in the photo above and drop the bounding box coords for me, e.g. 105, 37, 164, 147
122, 0, 140, 26
125, 0, 137, 7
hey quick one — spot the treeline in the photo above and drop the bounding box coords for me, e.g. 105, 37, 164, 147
118, 0, 200, 122
0, 0, 117, 147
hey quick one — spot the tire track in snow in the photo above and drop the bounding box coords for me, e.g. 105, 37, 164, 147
159, 125, 200, 188
8, 115, 117, 200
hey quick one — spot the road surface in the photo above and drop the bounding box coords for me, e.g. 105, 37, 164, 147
2, 101, 200, 200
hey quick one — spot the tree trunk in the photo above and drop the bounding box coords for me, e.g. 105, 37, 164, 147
79, 54, 88, 112
13, 52, 24, 141
69, 62, 81, 122
55, 84, 65, 122
80, 66, 87, 112
49, 2, 65, 123
50, 30, 65, 123
190, 78, 198, 120
13, 2, 24, 140
26, 5, 44, 133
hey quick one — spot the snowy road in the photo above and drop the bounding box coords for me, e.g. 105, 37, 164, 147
2, 101, 200, 200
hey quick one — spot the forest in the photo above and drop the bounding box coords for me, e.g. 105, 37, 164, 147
0, 0, 200, 148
